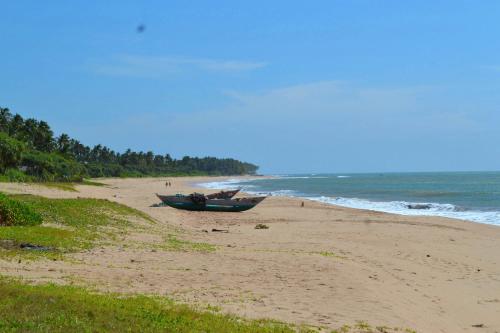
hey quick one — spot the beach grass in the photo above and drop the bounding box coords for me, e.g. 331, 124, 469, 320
0, 226, 89, 250
162, 234, 217, 252
0, 195, 155, 259
0, 276, 415, 333
331, 322, 417, 333
0, 194, 218, 259
0, 226, 90, 260
80, 179, 108, 187
12, 195, 155, 227
0, 277, 303, 333
0, 179, 107, 192
38, 182, 79, 192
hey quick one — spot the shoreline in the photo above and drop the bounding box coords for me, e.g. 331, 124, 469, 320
197, 175, 500, 227
1, 176, 500, 332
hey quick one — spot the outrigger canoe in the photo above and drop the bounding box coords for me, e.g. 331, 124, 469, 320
156, 193, 265, 212
205, 189, 240, 199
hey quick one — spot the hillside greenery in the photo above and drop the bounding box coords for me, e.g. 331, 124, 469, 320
0, 107, 258, 182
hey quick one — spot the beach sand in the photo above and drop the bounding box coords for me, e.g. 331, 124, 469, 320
1, 176, 500, 332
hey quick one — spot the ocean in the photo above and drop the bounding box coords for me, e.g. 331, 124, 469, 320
199, 172, 500, 226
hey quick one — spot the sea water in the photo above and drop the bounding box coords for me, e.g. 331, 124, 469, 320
199, 172, 500, 226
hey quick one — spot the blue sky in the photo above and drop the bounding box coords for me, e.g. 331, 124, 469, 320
1, 1, 500, 174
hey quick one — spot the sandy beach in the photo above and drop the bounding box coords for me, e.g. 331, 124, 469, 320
1, 176, 500, 332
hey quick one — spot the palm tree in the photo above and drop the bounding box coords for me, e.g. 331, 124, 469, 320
0, 107, 12, 132
57, 133, 71, 154
33, 121, 55, 152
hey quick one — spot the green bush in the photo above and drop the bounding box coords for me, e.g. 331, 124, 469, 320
0, 193, 43, 226
22, 150, 86, 182
0, 168, 33, 182
86, 163, 124, 178
0, 132, 25, 172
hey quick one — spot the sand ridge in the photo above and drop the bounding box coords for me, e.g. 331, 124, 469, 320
1, 176, 500, 332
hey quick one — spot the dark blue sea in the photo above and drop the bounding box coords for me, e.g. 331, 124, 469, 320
200, 172, 500, 226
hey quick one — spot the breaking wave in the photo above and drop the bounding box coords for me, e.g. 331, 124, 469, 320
197, 178, 258, 190
308, 196, 500, 226
271, 176, 328, 179
198, 177, 500, 226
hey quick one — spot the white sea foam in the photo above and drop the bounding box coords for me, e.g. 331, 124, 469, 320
271, 175, 343, 179
197, 178, 297, 196
264, 189, 298, 196
197, 178, 258, 190
269, 175, 328, 179
197, 177, 500, 226
309, 196, 500, 226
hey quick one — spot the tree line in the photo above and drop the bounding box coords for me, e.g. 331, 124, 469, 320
0, 107, 258, 182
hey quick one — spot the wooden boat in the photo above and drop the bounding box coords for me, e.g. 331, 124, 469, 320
206, 189, 240, 199
156, 193, 266, 212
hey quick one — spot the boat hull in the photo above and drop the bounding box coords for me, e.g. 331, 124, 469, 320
156, 194, 265, 212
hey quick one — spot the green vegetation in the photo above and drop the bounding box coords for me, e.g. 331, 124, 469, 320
0, 194, 154, 258
250, 248, 344, 259
0, 132, 24, 172
162, 234, 217, 252
0, 193, 218, 259
0, 196, 413, 333
0, 193, 42, 226
315, 251, 341, 258
0, 277, 417, 333
0, 168, 33, 182
0, 226, 88, 252
331, 322, 417, 333
21, 150, 86, 182
0, 277, 302, 333
0, 106, 258, 182
80, 179, 107, 187
37, 182, 78, 192
11, 195, 154, 228
33, 179, 108, 192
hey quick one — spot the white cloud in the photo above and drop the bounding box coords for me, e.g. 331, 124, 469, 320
91, 54, 267, 78
221, 81, 423, 118
73, 80, 486, 172
105, 80, 474, 139
90, 81, 477, 143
